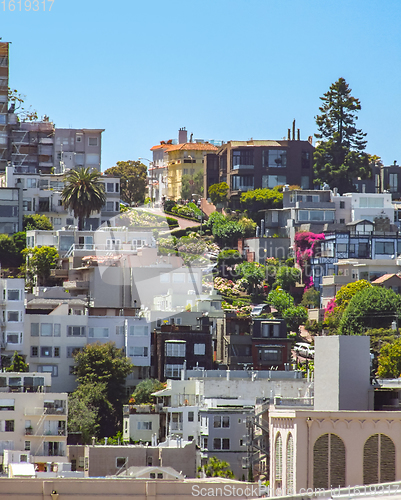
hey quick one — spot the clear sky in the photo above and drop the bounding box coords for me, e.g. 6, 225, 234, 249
1, 0, 401, 169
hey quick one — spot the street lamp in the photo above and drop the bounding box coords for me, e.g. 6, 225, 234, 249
139, 157, 154, 207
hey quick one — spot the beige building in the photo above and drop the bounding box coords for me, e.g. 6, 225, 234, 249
0, 372, 67, 472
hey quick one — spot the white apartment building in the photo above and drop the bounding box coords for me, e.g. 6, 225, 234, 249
0, 166, 120, 231
24, 309, 151, 393
0, 278, 25, 361
54, 128, 104, 174
335, 192, 395, 223
0, 371, 68, 471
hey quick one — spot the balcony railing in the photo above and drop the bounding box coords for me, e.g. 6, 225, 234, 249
62, 280, 90, 290
25, 407, 66, 416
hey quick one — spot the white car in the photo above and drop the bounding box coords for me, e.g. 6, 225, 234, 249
294, 342, 315, 359
251, 304, 270, 317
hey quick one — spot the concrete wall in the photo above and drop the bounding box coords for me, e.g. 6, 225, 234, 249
84, 441, 198, 478
314, 336, 371, 411
0, 477, 256, 500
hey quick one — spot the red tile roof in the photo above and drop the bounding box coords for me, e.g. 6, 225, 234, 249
150, 142, 218, 152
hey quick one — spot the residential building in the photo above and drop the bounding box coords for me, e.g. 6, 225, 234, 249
0, 183, 23, 234
123, 405, 161, 444
54, 128, 104, 173
152, 322, 214, 381
0, 42, 9, 172
240, 236, 291, 263
0, 371, 68, 471
1, 166, 120, 231
150, 128, 220, 201
82, 440, 198, 478
0, 278, 25, 363
268, 335, 401, 494
205, 131, 315, 207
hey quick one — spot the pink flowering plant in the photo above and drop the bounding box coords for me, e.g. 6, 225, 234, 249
294, 231, 325, 288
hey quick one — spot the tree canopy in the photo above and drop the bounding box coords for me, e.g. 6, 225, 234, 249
131, 379, 165, 405
339, 287, 401, 335
208, 182, 229, 206
377, 337, 401, 379
181, 171, 204, 200
23, 214, 53, 231
314, 77, 370, 192
23, 245, 59, 287
198, 456, 235, 479
266, 288, 294, 317
104, 160, 147, 206
72, 342, 134, 437
62, 167, 106, 230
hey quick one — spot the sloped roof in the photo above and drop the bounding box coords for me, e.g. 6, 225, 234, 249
229, 140, 281, 147
372, 274, 401, 284
165, 142, 218, 152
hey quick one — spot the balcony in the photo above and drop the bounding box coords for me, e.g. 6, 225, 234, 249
62, 280, 90, 291
25, 406, 66, 416
170, 422, 183, 431
322, 275, 355, 286
50, 269, 69, 279
232, 164, 254, 170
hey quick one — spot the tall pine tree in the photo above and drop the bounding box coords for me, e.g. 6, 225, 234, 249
314, 77, 371, 192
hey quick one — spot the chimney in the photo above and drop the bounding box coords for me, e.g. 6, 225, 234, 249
292, 120, 295, 141
297, 129, 300, 141
288, 129, 291, 140
308, 136, 313, 144
178, 127, 187, 144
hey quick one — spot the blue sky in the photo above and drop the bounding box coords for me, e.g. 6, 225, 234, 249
1, 0, 401, 169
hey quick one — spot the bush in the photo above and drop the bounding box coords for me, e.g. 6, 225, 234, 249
164, 200, 176, 212
166, 217, 179, 228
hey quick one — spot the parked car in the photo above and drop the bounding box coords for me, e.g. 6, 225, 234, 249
294, 342, 315, 359
251, 304, 271, 317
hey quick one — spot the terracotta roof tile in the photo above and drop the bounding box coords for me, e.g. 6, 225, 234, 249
165, 142, 218, 152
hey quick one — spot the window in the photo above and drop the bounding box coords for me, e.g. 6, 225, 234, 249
165, 342, 186, 357
231, 175, 254, 191
31, 347, 38, 357
67, 347, 81, 358
301, 150, 310, 169
37, 365, 58, 377
106, 182, 114, 192
7, 333, 21, 344
137, 421, 152, 430
53, 217, 62, 226
188, 412, 194, 422
389, 174, 398, 193
147, 457, 153, 466
24, 441, 31, 451
157, 473, 163, 479
7, 290, 20, 301
67, 326, 86, 337
258, 348, 282, 362
340, 201, 345, 209
363, 434, 395, 484
7, 311, 19, 322
129, 325, 149, 336
301, 176, 310, 189
173, 273, 185, 283
54, 347, 60, 358
40, 347, 52, 358
194, 343, 205, 355
376, 242, 394, 255
160, 273, 170, 283
88, 327, 109, 338
41, 324, 53, 337
31, 323, 39, 337
116, 325, 124, 335
359, 197, 384, 208
129, 346, 148, 357
340, 219, 345, 224
23, 199, 32, 212
164, 364, 183, 378
86, 153, 99, 165
5, 420, 14, 432
336, 244, 347, 253
88, 137, 98, 146
213, 438, 230, 450
105, 201, 115, 212
313, 434, 345, 489
232, 149, 254, 169
0, 399, 14, 411
268, 149, 287, 168
54, 324, 61, 337
265, 175, 287, 189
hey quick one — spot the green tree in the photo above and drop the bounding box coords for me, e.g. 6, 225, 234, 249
62, 167, 106, 230
68, 382, 110, 443
12, 232, 27, 256
301, 288, 320, 309
266, 288, 294, 316
208, 182, 229, 206
23, 214, 53, 231
131, 379, 165, 405
238, 217, 257, 238
240, 186, 284, 212
181, 171, 204, 200
314, 77, 371, 192
236, 261, 265, 295
73, 342, 134, 437
339, 287, 401, 335
212, 220, 244, 247
104, 160, 147, 206
377, 337, 401, 379
282, 306, 308, 333
335, 279, 372, 312
273, 266, 301, 291
22, 246, 58, 286
0, 234, 21, 269
198, 456, 235, 479
5, 351, 28, 372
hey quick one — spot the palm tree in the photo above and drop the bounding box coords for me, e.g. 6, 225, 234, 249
62, 167, 106, 230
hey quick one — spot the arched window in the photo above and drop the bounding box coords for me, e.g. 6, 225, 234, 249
275, 433, 283, 489
313, 433, 345, 489
286, 433, 294, 494
363, 434, 395, 485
